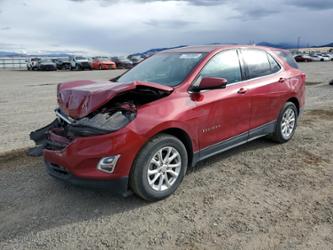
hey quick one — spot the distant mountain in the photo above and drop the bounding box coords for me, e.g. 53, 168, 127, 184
0, 51, 73, 58
129, 45, 187, 57
28, 53, 72, 57
312, 42, 333, 48
256, 42, 299, 49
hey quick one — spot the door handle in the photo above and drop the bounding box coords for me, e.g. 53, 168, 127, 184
237, 88, 247, 94
278, 77, 286, 83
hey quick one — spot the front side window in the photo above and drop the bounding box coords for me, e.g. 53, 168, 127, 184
198, 49, 242, 84
117, 52, 206, 86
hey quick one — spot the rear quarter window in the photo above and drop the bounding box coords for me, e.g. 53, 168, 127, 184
275, 50, 299, 69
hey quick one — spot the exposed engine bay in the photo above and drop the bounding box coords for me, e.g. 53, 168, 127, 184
27, 85, 171, 157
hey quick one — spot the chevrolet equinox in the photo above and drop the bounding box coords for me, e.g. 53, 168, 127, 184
29, 45, 305, 201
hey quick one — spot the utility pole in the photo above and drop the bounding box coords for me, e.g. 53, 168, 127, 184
297, 36, 301, 52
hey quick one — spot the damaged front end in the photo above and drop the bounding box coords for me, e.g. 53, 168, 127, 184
28, 103, 136, 157
28, 80, 173, 157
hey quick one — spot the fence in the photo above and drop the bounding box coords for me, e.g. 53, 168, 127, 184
0, 57, 27, 70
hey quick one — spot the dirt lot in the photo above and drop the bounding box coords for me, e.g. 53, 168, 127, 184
0, 63, 333, 249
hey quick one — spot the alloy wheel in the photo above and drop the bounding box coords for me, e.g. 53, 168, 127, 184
147, 146, 182, 192
281, 107, 296, 140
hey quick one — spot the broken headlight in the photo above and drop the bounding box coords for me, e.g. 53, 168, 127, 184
66, 104, 136, 137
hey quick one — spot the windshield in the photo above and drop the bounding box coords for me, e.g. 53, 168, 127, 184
76, 56, 87, 60
117, 52, 206, 86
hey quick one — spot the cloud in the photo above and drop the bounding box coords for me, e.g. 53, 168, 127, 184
0, 26, 10, 30
288, 0, 333, 10
184, 0, 225, 6
0, 0, 332, 55
144, 19, 193, 28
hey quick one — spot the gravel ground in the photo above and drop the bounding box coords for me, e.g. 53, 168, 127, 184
0, 63, 332, 249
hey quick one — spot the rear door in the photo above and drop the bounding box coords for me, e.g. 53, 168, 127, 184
240, 48, 283, 130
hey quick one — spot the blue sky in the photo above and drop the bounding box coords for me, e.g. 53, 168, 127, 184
0, 0, 332, 55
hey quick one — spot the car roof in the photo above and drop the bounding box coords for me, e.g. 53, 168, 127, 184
162, 44, 286, 53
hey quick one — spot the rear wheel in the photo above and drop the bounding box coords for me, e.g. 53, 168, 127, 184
130, 134, 188, 201
271, 102, 298, 143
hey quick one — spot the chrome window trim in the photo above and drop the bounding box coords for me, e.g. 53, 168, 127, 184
189, 48, 284, 91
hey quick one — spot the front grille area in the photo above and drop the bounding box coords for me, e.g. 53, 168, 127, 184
80, 62, 90, 68
48, 162, 69, 176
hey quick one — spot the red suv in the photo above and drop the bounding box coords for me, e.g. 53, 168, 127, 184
29, 45, 305, 201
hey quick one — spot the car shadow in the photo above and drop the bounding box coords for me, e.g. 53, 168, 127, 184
187, 137, 278, 174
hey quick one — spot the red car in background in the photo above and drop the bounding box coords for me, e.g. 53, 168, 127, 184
91, 57, 116, 70
294, 55, 313, 62
29, 45, 305, 201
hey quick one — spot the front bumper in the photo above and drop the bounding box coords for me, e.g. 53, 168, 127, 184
79, 62, 91, 69
45, 160, 130, 196
28, 114, 147, 193
39, 65, 56, 71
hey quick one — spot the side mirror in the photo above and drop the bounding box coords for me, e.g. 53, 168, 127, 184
193, 77, 228, 92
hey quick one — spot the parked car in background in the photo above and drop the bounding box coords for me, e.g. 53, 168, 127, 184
128, 55, 144, 66
111, 56, 133, 69
313, 54, 330, 61
29, 45, 305, 201
53, 58, 71, 70
318, 53, 333, 61
294, 55, 313, 62
91, 57, 116, 70
26, 57, 40, 70
308, 55, 322, 62
36, 58, 57, 71
70, 56, 91, 70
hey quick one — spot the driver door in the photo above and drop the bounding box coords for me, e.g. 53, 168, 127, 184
192, 49, 251, 156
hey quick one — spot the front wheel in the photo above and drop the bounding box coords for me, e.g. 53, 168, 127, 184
271, 102, 298, 143
130, 134, 188, 201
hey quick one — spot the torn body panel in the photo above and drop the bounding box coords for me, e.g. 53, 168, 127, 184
57, 80, 173, 119
28, 80, 172, 156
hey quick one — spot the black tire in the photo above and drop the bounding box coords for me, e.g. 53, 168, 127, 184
271, 102, 298, 143
130, 134, 188, 201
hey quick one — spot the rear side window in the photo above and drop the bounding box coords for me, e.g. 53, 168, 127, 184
267, 54, 281, 73
275, 50, 299, 69
199, 49, 242, 84
241, 49, 272, 78
241, 49, 281, 79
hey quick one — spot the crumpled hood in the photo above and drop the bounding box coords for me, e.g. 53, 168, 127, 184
57, 80, 173, 119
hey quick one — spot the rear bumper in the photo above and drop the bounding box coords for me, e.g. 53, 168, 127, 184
45, 160, 130, 196
101, 64, 116, 69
